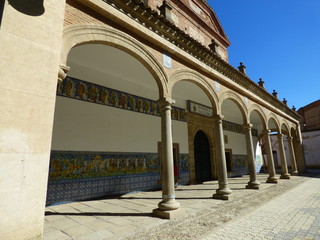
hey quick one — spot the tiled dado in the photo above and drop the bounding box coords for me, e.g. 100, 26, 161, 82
46, 151, 190, 205
57, 77, 187, 122
228, 154, 249, 177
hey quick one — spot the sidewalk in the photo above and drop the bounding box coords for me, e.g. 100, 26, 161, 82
44, 171, 320, 240
201, 174, 320, 240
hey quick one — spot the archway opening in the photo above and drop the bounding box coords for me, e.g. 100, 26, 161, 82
268, 117, 280, 170
47, 43, 163, 205
249, 109, 266, 173
221, 98, 247, 177
171, 78, 217, 184
194, 130, 212, 183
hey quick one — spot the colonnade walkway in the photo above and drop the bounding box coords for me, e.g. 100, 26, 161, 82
44, 171, 320, 240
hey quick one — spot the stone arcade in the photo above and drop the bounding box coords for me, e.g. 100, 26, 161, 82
0, 0, 306, 239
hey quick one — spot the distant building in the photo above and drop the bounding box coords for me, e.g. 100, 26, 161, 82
298, 100, 320, 168
298, 100, 320, 132
1, 0, 305, 239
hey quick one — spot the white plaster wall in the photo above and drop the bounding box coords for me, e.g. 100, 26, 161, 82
0, 1, 65, 239
52, 97, 189, 153
223, 131, 247, 155
172, 81, 211, 109
67, 44, 159, 101
302, 130, 320, 167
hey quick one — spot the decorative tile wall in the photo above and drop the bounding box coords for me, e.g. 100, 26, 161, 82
228, 154, 249, 177
49, 151, 159, 180
178, 153, 190, 184
46, 151, 190, 205
223, 120, 258, 137
46, 173, 161, 205
57, 77, 187, 122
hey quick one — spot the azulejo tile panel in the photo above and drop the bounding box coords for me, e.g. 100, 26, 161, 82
229, 154, 249, 177
46, 173, 161, 205
223, 120, 258, 137
49, 151, 160, 179
46, 151, 190, 205
57, 77, 187, 122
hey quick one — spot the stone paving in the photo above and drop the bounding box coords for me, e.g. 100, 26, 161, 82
201, 175, 320, 240
44, 171, 320, 240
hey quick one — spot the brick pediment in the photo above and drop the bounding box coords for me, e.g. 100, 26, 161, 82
174, 0, 230, 47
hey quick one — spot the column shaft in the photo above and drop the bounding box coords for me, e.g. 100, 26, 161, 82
288, 137, 298, 175
295, 125, 307, 172
277, 134, 290, 179
263, 130, 278, 183
158, 98, 180, 210
243, 124, 260, 189
213, 115, 232, 200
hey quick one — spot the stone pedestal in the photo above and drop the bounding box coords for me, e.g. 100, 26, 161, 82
153, 208, 185, 220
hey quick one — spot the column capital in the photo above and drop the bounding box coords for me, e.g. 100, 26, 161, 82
287, 136, 293, 142
213, 114, 224, 123
158, 97, 175, 111
277, 133, 284, 140
157, 97, 175, 106
58, 64, 70, 83
242, 123, 253, 132
262, 129, 271, 135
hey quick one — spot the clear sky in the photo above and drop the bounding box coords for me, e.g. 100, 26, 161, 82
209, 0, 320, 110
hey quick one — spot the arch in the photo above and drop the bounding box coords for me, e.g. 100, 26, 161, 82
290, 126, 298, 138
61, 24, 168, 98
267, 112, 281, 132
169, 69, 219, 111
248, 104, 267, 129
280, 120, 291, 136
219, 91, 248, 123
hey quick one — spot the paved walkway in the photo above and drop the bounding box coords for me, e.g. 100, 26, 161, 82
201, 175, 320, 240
44, 171, 320, 240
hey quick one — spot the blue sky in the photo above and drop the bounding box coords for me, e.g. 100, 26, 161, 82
209, 0, 320, 109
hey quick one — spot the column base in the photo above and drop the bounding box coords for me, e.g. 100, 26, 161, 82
291, 171, 299, 176
266, 176, 278, 184
158, 199, 180, 211
212, 188, 232, 200
152, 208, 185, 220
212, 193, 231, 200
246, 181, 260, 190
280, 173, 291, 179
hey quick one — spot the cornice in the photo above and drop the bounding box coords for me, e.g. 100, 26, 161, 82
90, 0, 301, 121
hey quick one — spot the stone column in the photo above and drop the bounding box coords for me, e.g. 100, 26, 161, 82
243, 124, 260, 189
153, 98, 180, 218
287, 136, 299, 175
262, 130, 278, 183
277, 134, 291, 179
212, 115, 232, 200
294, 139, 307, 173
294, 125, 307, 173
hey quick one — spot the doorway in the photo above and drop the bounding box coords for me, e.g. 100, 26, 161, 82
194, 130, 212, 183
225, 149, 233, 172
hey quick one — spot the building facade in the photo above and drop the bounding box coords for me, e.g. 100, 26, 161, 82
0, 0, 306, 239
297, 100, 320, 168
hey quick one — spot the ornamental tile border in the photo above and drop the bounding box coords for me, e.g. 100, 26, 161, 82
57, 77, 187, 122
